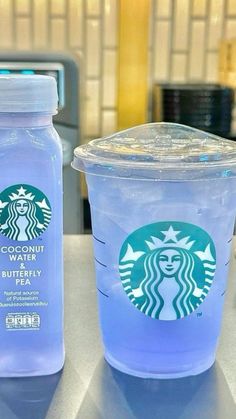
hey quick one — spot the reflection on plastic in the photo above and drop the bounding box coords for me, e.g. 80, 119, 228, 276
0, 371, 62, 419
77, 360, 236, 419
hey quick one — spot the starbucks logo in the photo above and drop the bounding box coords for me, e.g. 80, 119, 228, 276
119, 222, 216, 320
0, 184, 52, 241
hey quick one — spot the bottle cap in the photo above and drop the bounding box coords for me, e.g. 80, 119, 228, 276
0, 74, 58, 113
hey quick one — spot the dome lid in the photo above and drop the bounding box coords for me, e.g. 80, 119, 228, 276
72, 123, 236, 180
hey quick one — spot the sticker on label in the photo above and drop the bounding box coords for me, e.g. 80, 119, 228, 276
0, 184, 51, 241
119, 221, 216, 320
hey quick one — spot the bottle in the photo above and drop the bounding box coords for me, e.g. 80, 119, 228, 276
0, 75, 64, 376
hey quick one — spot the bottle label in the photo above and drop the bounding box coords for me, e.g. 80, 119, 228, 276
0, 184, 51, 241
119, 221, 216, 320
0, 184, 52, 330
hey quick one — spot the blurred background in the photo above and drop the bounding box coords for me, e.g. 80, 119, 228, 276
0, 0, 236, 232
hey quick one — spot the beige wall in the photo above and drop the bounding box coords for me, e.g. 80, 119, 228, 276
1, 0, 236, 139
0, 0, 118, 142
150, 0, 236, 132
150, 0, 236, 84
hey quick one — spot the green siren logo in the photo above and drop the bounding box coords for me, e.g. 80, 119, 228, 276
0, 184, 52, 241
119, 222, 216, 320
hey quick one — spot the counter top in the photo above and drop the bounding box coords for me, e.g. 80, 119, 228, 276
0, 235, 236, 419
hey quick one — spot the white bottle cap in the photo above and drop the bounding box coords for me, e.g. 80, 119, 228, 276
0, 74, 58, 113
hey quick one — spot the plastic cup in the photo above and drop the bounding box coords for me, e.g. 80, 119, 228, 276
72, 123, 236, 378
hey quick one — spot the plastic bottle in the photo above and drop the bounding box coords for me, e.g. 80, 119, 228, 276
0, 75, 64, 376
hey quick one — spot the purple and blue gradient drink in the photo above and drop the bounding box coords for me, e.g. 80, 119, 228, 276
73, 123, 236, 378
0, 76, 64, 376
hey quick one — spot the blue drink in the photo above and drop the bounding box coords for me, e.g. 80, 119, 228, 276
73, 123, 236, 378
0, 76, 64, 376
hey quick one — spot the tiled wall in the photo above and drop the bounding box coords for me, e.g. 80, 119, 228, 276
150, 0, 236, 133
151, 0, 236, 84
0, 0, 118, 142
1, 1, 236, 140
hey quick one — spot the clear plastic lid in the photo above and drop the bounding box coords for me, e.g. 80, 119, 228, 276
0, 75, 58, 114
72, 123, 236, 180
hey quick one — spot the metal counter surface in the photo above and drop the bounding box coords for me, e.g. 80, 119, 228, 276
0, 235, 236, 419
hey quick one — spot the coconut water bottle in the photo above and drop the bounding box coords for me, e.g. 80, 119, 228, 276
0, 75, 64, 376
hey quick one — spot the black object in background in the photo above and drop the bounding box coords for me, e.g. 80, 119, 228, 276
83, 199, 92, 233
153, 84, 234, 137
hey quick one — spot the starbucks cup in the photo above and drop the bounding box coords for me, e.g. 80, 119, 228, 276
72, 123, 236, 378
